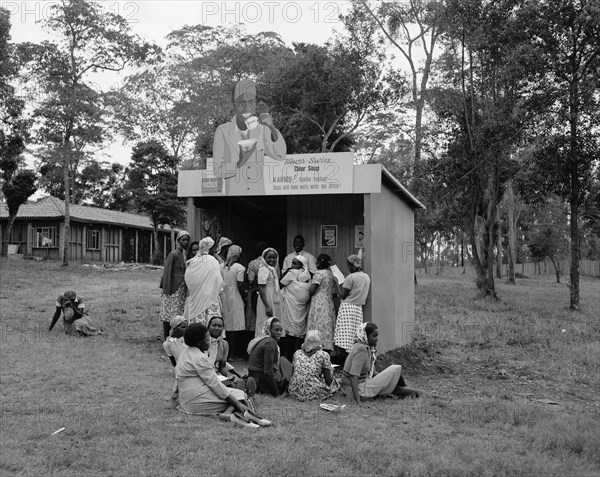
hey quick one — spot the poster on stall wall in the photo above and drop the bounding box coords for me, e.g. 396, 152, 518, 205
354, 225, 364, 248
321, 225, 337, 248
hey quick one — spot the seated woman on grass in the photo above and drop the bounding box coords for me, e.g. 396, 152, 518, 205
288, 330, 339, 401
206, 316, 256, 394
247, 317, 292, 397
340, 322, 420, 404
48, 290, 103, 336
176, 323, 269, 427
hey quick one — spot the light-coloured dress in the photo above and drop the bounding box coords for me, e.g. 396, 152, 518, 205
175, 347, 245, 415
220, 263, 246, 332
280, 269, 311, 337
306, 269, 336, 350
334, 271, 371, 352
289, 349, 339, 401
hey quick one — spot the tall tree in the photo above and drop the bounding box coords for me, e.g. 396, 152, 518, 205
0, 7, 37, 255
521, 0, 600, 309
125, 140, 185, 264
18, 0, 156, 265
429, 0, 534, 297
355, 0, 445, 181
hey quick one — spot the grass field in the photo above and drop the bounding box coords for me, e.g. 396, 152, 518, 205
1, 258, 599, 476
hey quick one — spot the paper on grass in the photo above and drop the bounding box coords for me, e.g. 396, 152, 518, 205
330, 265, 345, 285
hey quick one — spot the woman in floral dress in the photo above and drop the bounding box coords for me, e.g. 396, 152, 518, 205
306, 254, 336, 352
289, 330, 339, 401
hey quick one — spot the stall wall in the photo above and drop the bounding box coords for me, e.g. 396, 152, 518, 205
366, 184, 415, 352
286, 194, 364, 268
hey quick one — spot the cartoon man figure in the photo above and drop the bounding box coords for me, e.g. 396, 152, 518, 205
212, 79, 286, 195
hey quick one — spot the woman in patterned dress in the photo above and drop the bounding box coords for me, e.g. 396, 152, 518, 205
333, 254, 371, 354
289, 330, 339, 401
159, 230, 190, 338
306, 254, 336, 352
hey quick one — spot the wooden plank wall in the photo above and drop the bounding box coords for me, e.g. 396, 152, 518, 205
286, 194, 364, 272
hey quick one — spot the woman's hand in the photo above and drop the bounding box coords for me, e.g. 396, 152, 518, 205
265, 307, 273, 317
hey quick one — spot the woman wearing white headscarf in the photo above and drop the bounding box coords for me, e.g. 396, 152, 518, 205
219, 245, 247, 357
333, 254, 371, 353
288, 330, 339, 401
340, 322, 419, 404
184, 237, 224, 326
159, 230, 190, 338
255, 247, 282, 338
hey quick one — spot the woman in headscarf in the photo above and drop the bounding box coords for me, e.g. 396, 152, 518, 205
340, 322, 420, 404
333, 254, 371, 354
219, 244, 247, 358
306, 254, 336, 352
255, 248, 282, 338
214, 236, 233, 264
184, 237, 224, 326
48, 290, 103, 336
176, 323, 270, 428
279, 254, 311, 361
288, 330, 340, 401
247, 317, 292, 396
159, 230, 190, 338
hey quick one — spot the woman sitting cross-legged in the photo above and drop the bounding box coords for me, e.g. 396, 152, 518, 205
175, 323, 270, 427
340, 322, 420, 404
288, 330, 340, 401
247, 318, 293, 397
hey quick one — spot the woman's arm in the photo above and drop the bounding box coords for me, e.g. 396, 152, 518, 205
258, 284, 273, 317
225, 393, 247, 414
309, 282, 320, 297
48, 306, 61, 331
236, 281, 247, 301
333, 277, 350, 299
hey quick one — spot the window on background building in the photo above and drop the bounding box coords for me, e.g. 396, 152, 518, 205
34, 227, 57, 247
87, 229, 100, 250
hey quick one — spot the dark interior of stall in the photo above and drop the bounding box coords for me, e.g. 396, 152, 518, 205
193, 195, 288, 266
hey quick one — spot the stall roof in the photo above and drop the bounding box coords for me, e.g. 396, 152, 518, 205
381, 166, 426, 210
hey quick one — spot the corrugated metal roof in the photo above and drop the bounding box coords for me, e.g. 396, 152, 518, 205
0, 196, 176, 231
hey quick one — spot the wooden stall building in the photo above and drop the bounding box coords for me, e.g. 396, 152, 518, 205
0, 196, 175, 263
178, 152, 424, 352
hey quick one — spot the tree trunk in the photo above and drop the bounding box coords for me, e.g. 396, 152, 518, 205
62, 146, 71, 266
506, 181, 517, 284
550, 256, 561, 283
153, 223, 161, 265
495, 219, 502, 279
3, 214, 17, 256
568, 81, 580, 310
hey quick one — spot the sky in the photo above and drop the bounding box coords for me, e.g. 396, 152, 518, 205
4, 0, 349, 164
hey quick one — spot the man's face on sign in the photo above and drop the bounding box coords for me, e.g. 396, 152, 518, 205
234, 94, 256, 121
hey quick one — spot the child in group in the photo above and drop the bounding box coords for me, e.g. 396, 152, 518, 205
163, 315, 188, 408
163, 315, 188, 366
281, 256, 311, 285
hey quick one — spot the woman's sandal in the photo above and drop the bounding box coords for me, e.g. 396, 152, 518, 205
243, 410, 272, 427
230, 412, 260, 429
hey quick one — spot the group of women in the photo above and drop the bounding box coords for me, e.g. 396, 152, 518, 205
157, 231, 420, 427
159, 231, 373, 362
